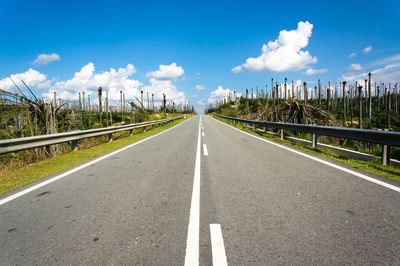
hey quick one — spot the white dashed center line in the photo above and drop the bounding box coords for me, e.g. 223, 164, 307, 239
210, 224, 228, 266
203, 144, 208, 156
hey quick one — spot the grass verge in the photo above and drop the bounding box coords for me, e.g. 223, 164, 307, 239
215, 116, 400, 183
0, 117, 188, 196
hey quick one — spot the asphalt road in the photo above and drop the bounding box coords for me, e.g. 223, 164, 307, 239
1, 115, 399, 265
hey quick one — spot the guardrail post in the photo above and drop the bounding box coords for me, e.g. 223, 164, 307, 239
252, 124, 255, 131
382, 144, 391, 165
130, 129, 133, 136
143, 126, 147, 132
70, 140, 78, 151
280, 129, 284, 140
312, 133, 317, 148
264, 127, 267, 133
108, 133, 113, 142
381, 129, 391, 165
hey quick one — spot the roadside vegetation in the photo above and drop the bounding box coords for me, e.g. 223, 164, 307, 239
214, 116, 400, 183
0, 116, 190, 196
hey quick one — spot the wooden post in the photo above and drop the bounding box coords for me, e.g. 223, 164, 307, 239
276, 83, 279, 105
368, 73, 372, 121
303, 82, 307, 105
342, 81, 346, 127
79, 92, 82, 110
377, 85, 380, 111
246, 89, 249, 115
106, 90, 109, 127
318, 79, 321, 106
54, 92, 57, 109
272, 78, 275, 108
147, 91, 149, 110
163, 93, 166, 116
387, 91, 391, 129
88, 94, 91, 113
284, 78, 287, 100
152, 93, 155, 112
358, 85, 362, 129
327, 81, 331, 111
364, 79, 368, 117
291, 80, 294, 101
350, 84, 353, 126
141, 90, 144, 107
82, 92, 85, 111
98, 87, 103, 124
123, 92, 126, 113
119, 90, 122, 112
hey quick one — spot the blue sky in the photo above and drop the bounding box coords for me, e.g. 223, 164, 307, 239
1, 0, 399, 112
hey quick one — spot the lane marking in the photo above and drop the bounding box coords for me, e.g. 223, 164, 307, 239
212, 117, 400, 193
203, 144, 208, 156
185, 116, 202, 265
202, 132, 205, 137
0, 117, 194, 207
210, 224, 228, 266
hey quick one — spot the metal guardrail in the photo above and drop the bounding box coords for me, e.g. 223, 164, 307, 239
215, 114, 400, 165
0, 116, 184, 155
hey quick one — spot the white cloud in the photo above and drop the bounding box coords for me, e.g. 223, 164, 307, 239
146, 62, 184, 80
33, 53, 60, 65
207, 86, 235, 104
349, 52, 357, 58
232, 21, 317, 73
304, 68, 327, 75
342, 62, 400, 83
194, 84, 206, 91
197, 99, 205, 106
43, 62, 142, 101
0, 68, 51, 94
363, 46, 372, 54
142, 78, 185, 104
347, 63, 362, 71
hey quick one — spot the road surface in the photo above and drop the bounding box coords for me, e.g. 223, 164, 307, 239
1, 115, 399, 265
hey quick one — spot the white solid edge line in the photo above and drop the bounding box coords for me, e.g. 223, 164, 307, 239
0, 117, 193, 207
203, 144, 208, 156
210, 224, 228, 266
185, 116, 202, 265
212, 117, 400, 193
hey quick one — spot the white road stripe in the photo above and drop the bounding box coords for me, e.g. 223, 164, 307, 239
185, 116, 202, 265
202, 132, 205, 137
212, 116, 400, 193
210, 224, 228, 266
0, 117, 193, 207
203, 144, 208, 156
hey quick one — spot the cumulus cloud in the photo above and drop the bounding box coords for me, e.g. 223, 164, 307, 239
142, 78, 185, 104
197, 99, 205, 106
43, 62, 142, 101
146, 62, 184, 80
33, 53, 60, 65
0, 68, 51, 94
232, 21, 317, 73
207, 86, 235, 104
349, 52, 357, 58
304, 68, 327, 75
341, 53, 400, 84
194, 84, 206, 91
347, 63, 362, 71
363, 46, 372, 54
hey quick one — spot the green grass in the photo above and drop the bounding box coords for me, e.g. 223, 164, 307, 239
0, 117, 188, 196
215, 116, 400, 183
